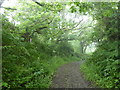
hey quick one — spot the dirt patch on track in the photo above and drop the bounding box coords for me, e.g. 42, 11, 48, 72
51, 61, 95, 88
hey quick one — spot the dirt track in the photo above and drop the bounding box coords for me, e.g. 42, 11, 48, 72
51, 61, 95, 88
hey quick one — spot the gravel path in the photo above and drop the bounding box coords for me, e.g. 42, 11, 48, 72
51, 61, 94, 88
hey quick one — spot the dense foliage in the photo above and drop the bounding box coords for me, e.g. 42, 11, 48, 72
73, 2, 120, 88
1, 1, 119, 88
2, 1, 80, 88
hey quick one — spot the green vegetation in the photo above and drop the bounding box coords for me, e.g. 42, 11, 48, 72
1, 1, 119, 88
73, 2, 120, 88
1, 1, 80, 88
2, 12, 78, 88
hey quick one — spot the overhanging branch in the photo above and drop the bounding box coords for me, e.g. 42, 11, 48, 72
32, 0, 44, 7
0, 6, 17, 10
57, 38, 76, 42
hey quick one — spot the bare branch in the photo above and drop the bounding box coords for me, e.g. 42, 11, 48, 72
32, 0, 44, 7
0, 6, 17, 10
57, 38, 76, 42
59, 18, 83, 32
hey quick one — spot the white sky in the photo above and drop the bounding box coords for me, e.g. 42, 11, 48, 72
1, 0, 19, 25
1, 0, 18, 7
0, 0, 18, 14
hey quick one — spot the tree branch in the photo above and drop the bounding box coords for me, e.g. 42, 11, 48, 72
57, 38, 76, 42
1, 6, 17, 10
32, 0, 44, 7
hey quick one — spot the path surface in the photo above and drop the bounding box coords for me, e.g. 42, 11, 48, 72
51, 61, 94, 88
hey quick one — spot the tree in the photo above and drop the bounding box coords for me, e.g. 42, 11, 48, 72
70, 2, 120, 88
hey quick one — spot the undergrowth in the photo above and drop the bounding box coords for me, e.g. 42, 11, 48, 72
80, 42, 120, 88
2, 42, 78, 88
2, 15, 80, 88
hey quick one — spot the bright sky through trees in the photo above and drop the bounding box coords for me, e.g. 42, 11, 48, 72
1, 0, 96, 53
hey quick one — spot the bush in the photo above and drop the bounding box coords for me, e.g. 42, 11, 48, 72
80, 41, 120, 88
